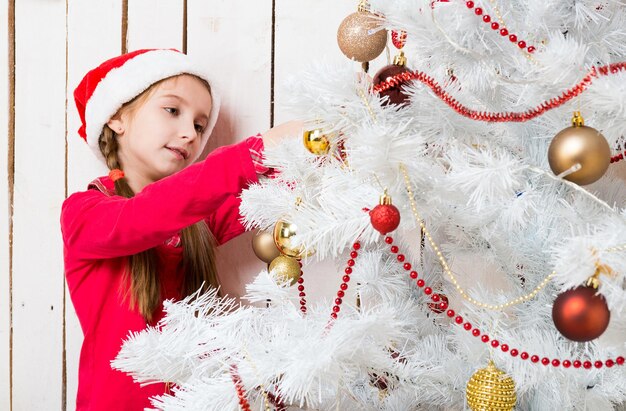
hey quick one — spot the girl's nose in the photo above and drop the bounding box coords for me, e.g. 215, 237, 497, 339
181, 121, 199, 141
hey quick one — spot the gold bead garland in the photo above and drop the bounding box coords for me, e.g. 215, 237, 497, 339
605, 244, 626, 253
399, 163, 554, 311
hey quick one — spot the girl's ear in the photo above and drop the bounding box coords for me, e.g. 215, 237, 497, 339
107, 117, 125, 136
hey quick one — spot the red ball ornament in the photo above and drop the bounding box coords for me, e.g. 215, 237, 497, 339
373, 56, 411, 107
370, 191, 401, 235
370, 373, 388, 391
428, 294, 449, 313
552, 285, 610, 342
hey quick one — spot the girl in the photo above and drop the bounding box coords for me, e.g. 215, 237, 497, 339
62, 48, 298, 410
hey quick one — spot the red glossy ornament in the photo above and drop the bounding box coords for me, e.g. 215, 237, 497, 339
369, 191, 401, 235
428, 294, 449, 313
373, 58, 411, 106
552, 285, 610, 342
370, 373, 388, 390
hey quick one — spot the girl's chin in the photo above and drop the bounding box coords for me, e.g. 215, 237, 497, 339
156, 164, 185, 177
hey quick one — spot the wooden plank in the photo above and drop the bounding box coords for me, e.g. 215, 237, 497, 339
274, 0, 370, 125
187, 0, 272, 302
127, 0, 184, 51
0, 0, 13, 408
12, 0, 66, 408
65, 1, 123, 409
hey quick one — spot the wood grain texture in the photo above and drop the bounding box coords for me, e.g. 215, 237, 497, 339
12, 0, 66, 408
127, 0, 183, 51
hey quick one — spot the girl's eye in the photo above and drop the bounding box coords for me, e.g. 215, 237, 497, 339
164, 107, 178, 115
195, 124, 205, 133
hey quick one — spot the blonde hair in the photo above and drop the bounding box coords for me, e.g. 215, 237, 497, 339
98, 75, 219, 323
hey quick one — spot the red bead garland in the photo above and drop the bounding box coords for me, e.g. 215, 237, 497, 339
610, 149, 625, 164
330, 242, 362, 320
297, 261, 307, 314
229, 365, 252, 411
383, 235, 626, 371
371, 62, 626, 123
463, 0, 536, 54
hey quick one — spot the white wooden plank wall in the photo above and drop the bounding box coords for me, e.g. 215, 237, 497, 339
128, 0, 184, 50
2, 1, 362, 409
12, 0, 66, 409
1, 0, 12, 409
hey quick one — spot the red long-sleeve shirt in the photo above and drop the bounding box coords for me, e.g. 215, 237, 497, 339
61, 137, 263, 410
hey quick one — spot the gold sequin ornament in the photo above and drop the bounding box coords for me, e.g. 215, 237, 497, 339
337, 4, 387, 63
466, 361, 516, 411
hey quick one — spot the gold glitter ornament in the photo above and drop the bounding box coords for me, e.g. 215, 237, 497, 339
466, 361, 516, 411
548, 112, 611, 185
251, 230, 281, 264
303, 128, 331, 155
269, 255, 301, 286
337, 11, 387, 63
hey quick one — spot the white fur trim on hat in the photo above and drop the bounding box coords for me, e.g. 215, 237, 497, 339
85, 49, 220, 164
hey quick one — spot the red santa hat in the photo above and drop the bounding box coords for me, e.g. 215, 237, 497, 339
74, 48, 220, 164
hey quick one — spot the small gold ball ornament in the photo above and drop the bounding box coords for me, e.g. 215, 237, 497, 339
466, 361, 516, 411
548, 112, 611, 185
337, 10, 387, 63
273, 220, 304, 258
303, 129, 331, 155
251, 230, 281, 264
269, 255, 301, 285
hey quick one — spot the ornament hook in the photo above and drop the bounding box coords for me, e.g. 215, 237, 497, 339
571, 111, 585, 127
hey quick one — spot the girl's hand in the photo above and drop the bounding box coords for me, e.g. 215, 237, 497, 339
261, 120, 303, 149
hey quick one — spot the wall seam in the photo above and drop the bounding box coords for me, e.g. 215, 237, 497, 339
61, 0, 69, 409
121, 0, 128, 54
7, 0, 15, 409
270, 0, 275, 128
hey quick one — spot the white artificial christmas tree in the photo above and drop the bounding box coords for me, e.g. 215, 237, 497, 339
113, 0, 626, 409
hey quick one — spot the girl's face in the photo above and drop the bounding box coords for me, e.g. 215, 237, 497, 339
110, 75, 213, 188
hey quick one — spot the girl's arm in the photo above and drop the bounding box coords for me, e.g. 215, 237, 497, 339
61, 137, 258, 260
260, 120, 303, 149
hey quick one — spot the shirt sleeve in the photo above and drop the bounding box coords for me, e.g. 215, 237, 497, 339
61, 138, 258, 260
246, 134, 273, 176
206, 135, 272, 245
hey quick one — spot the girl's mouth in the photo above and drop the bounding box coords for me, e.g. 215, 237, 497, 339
165, 146, 189, 160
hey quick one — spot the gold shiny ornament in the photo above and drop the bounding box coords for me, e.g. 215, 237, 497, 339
251, 230, 281, 264
303, 129, 331, 155
269, 255, 301, 286
337, 11, 387, 63
466, 361, 516, 411
548, 112, 611, 185
273, 220, 304, 258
